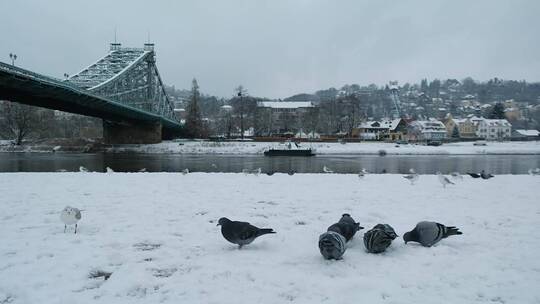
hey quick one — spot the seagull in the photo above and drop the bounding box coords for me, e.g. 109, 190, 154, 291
60, 206, 82, 234
529, 168, 540, 176
480, 170, 494, 180
181, 168, 189, 175
404, 221, 462, 247
403, 169, 419, 185
450, 172, 463, 181
323, 165, 334, 173
211, 163, 218, 169
138, 168, 147, 173
252, 168, 262, 176
358, 168, 368, 179
79, 166, 89, 173
217, 217, 276, 249
437, 171, 454, 188
106, 167, 114, 173
363, 224, 398, 253
327, 213, 364, 242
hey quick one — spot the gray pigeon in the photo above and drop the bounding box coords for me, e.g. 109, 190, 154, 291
318, 231, 346, 260
404, 221, 462, 247
217, 217, 276, 248
327, 213, 364, 242
363, 224, 398, 253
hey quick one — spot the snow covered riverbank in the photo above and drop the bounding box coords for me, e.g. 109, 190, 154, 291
107, 140, 540, 155
1, 173, 539, 303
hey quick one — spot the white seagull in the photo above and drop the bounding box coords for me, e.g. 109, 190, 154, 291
61, 206, 82, 234
437, 171, 454, 188
252, 168, 262, 176
528, 168, 540, 176
403, 168, 419, 185
358, 168, 368, 179
106, 167, 114, 173
323, 165, 334, 173
181, 168, 189, 175
79, 166, 89, 173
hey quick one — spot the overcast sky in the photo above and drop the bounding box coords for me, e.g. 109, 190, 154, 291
1, 0, 539, 98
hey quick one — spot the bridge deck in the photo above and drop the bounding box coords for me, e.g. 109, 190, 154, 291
0, 61, 181, 131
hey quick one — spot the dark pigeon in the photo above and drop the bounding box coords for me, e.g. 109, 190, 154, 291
327, 213, 364, 242
363, 224, 398, 253
467, 173, 481, 178
318, 231, 346, 260
217, 217, 275, 248
480, 170, 494, 179
404, 221, 462, 247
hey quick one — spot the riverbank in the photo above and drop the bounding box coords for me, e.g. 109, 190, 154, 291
2, 140, 540, 155
1, 173, 538, 303
107, 140, 540, 155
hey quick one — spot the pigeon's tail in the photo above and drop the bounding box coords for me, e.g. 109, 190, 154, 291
444, 226, 462, 237
256, 228, 276, 237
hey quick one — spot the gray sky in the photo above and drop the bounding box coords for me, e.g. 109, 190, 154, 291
1, 0, 539, 98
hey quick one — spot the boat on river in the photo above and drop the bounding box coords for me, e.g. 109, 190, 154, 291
264, 141, 316, 156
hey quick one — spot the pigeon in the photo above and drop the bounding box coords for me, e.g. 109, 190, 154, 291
450, 172, 463, 181
363, 224, 398, 253
266, 171, 275, 176
467, 172, 481, 178
323, 166, 334, 174
79, 166, 89, 173
404, 221, 462, 247
60, 206, 82, 234
480, 170, 494, 180
287, 170, 295, 176
437, 171, 454, 188
217, 217, 276, 249
106, 167, 114, 173
529, 168, 540, 176
181, 168, 189, 175
319, 231, 346, 260
327, 213, 364, 242
403, 169, 419, 185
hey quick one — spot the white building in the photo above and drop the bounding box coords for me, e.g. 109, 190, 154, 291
476, 119, 512, 140
408, 120, 448, 141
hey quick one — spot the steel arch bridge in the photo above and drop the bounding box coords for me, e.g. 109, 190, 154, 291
0, 43, 182, 143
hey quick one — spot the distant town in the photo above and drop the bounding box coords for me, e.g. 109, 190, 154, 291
2, 77, 540, 144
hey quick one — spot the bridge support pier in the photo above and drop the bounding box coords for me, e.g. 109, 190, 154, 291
103, 120, 162, 144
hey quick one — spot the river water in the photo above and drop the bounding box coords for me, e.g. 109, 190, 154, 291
1, 153, 539, 174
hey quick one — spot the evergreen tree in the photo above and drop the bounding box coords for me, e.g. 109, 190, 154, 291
489, 102, 506, 119
185, 78, 204, 138
452, 125, 460, 138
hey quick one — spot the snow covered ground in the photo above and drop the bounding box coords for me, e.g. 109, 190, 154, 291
107, 140, 540, 155
1, 173, 539, 303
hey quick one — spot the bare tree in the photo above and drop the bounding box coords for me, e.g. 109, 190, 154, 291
0, 101, 39, 145
185, 79, 205, 138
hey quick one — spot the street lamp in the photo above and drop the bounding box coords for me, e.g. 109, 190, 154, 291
9, 53, 17, 66
238, 91, 244, 140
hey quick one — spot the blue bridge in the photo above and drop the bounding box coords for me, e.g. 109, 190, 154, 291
0, 43, 182, 143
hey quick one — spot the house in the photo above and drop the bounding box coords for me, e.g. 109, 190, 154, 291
476, 119, 512, 140
512, 129, 539, 140
443, 114, 483, 138
407, 120, 448, 141
255, 101, 317, 136
356, 119, 407, 141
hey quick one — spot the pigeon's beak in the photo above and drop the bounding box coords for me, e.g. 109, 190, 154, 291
216, 223, 220, 226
